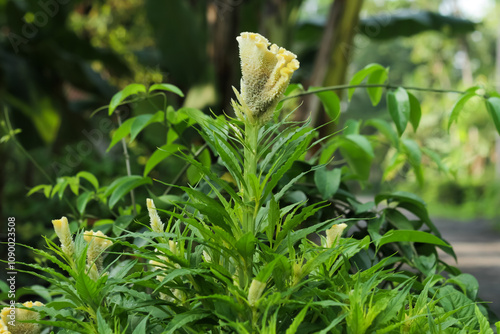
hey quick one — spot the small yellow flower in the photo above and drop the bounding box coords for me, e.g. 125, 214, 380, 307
235, 32, 299, 123
325, 223, 348, 248
52, 217, 75, 260
84, 230, 112, 278
248, 279, 266, 307
0, 301, 44, 334
147, 198, 165, 234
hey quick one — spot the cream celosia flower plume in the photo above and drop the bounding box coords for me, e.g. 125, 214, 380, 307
235, 32, 299, 123
84, 230, 112, 280
52, 217, 75, 260
0, 301, 44, 334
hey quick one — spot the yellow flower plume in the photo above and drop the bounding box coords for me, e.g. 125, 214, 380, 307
52, 217, 75, 260
0, 301, 44, 334
235, 32, 299, 123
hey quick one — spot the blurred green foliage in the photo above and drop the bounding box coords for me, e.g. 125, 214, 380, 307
2, 0, 500, 293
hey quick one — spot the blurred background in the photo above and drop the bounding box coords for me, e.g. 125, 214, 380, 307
1, 0, 500, 283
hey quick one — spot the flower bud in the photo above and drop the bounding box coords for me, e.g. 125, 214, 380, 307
292, 261, 302, 286
147, 198, 165, 234
325, 223, 348, 248
248, 279, 266, 307
235, 32, 299, 123
52, 217, 75, 260
84, 230, 112, 276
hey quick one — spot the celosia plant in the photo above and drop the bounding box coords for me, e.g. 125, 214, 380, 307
10, 31, 499, 333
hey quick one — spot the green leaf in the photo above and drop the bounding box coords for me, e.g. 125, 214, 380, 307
148, 83, 184, 97
27, 184, 51, 198
447, 273, 479, 300
67, 177, 79, 195
76, 171, 99, 190
76, 191, 93, 215
108, 83, 146, 115
447, 92, 476, 131
377, 230, 451, 248
314, 166, 341, 200
421, 147, 449, 173
387, 87, 410, 136
364, 118, 399, 147
235, 232, 256, 259
366, 68, 388, 106
402, 139, 421, 166
408, 92, 421, 131
344, 135, 374, 158
108, 176, 152, 209
143, 143, 187, 176
348, 63, 386, 100
96, 309, 113, 334
255, 255, 287, 283
107, 117, 135, 151
309, 87, 341, 121
475, 305, 494, 334
339, 135, 374, 180
163, 310, 210, 334
130, 111, 164, 142
285, 304, 310, 334
131, 315, 149, 334
485, 97, 500, 135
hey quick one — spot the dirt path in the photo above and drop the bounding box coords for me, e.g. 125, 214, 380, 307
434, 218, 500, 319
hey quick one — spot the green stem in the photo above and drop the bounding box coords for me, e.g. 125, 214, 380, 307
242, 122, 259, 235
117, 112, 137, 216
280, 83, 466, 101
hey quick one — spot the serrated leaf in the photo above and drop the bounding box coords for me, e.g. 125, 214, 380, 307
485, 97, 500, 135
108, 83, 146, 115
387, 87, 410, 136
447, 92, 476, 131
131, 315, 149, 334
367, 68, 388, 106
148, 83, 184, 97
163, 310, 210, 334
314, 166, 341, 200
77, 171, 99, 190
144, 143, 187, 176
108, 176, 152, 208
348, 64, 386, 100
408, 92, 421, 131
96, 309, 113, 334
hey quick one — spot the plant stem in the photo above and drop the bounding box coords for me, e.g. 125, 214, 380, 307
243, 122, 259, 235
280, 83, 466, 101
117, 112, 137, 216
